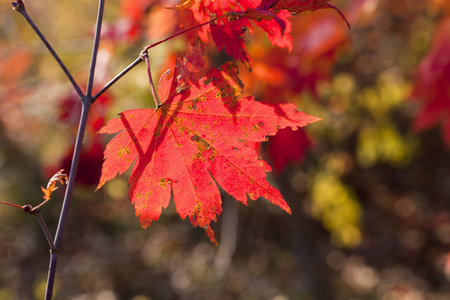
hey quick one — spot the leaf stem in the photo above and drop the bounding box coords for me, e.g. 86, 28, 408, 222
11, 0, 84, 98
141, 14, 227, 53
86, 0, 105, 99
44, 100, 91, 300
141, 51, 161, 108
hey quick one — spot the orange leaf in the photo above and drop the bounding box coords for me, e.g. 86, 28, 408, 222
41, 169, 68, 201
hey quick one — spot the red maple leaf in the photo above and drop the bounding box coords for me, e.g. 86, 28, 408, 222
234, 0, 350, 34
268, 127, 312, 172
175, 43, 206, 92
258, 0, 347, 16
97, 62, 319, 243
410, 17, 450, 146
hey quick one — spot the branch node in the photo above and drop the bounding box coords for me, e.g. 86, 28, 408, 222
22, 204, 32, 213
11, 0, 25, 13
139, 49, 149, 61
31, 206, 41, 215
50, 247, 61, 254
21, 205, 42, 215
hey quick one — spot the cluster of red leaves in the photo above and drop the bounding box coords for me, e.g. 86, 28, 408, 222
175, 43, 206, 92
94, 0, 351, 242
410, 17, 450, 146
174, 0, 347, 69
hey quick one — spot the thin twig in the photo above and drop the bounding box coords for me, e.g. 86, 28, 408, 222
1, 199, 56, 250
92, 14, 227, 101
0, 200, 23, 209
33, 208, 57, 252
86, 0, 105, 99
91, 56, 143, 102
44, 100, 91, 300
8, 4, 232, 299
35, 197, 51, 209
12, 0, 84, 98
141, 15, 227, 53
46, 253, 58, 300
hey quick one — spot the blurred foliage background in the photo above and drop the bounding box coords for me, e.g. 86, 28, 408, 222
1, 0, 450, 299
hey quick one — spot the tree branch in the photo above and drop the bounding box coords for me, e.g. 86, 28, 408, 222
0, 200, 23, 209
32, 208, 57, 252
91, 56, 143, 102
91, 14, 227, 101
44, 100, 91, 300
12, 0, 84, 98
86, 0, 105, 99
141, 15, 227, 53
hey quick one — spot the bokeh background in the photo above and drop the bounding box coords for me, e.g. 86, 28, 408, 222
1, 0, 450, 299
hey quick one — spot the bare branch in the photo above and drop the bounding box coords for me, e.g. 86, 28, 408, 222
11, 0, 84, 98
86, 0, 106, 98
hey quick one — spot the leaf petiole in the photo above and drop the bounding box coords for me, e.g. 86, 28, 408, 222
141, 51, 161, 108
141, 14, 228, 53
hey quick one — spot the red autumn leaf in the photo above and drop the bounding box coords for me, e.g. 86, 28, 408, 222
268, 127, 312, 172
410, 17, 450, 146
231, 0, 350, 40
210, 19, 253, 69
258, 0, 344, 14
176, 43, 206, 92
253, 10, 293, 49
97, 62, 320, 243
258, 0, 349, 28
